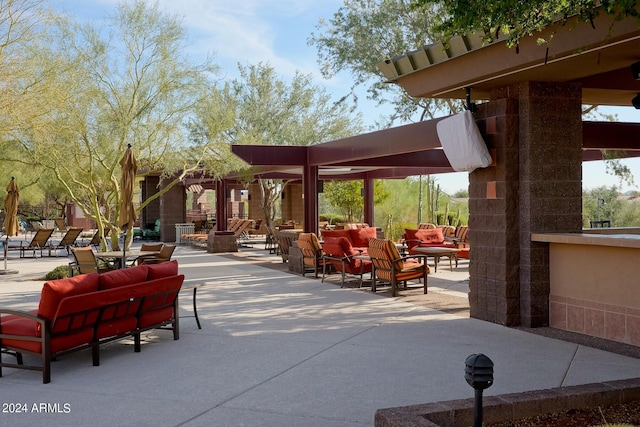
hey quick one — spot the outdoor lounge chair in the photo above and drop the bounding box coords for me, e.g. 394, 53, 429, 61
69, 246, 115, 276
48, 227, 84, 256
54, 217, 68, 234
7, 228, 55, 258
234, 219, 254, 247
79, 228, 110, 248
367, 238, 429, 297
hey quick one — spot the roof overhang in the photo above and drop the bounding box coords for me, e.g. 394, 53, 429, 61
378, 9, 640, 106
229, 120, 640, 181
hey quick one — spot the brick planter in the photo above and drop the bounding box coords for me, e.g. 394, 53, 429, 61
375, 378, 640, 427
207, 231, 238, 253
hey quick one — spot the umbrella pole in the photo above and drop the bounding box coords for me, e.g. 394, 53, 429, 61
1, 235, 18, 275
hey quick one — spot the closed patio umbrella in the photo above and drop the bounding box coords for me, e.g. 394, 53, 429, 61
118, 145, 138, 265
2, 177, 19, 274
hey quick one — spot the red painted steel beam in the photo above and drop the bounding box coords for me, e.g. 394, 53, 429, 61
231, 145, 308, 165
583, 121, 640, 150
307, 117, 446, 166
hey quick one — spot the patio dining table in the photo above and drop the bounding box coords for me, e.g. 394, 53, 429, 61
95, 249, 160, 269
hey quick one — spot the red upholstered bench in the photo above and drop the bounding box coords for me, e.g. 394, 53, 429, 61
0, 261, 184, 383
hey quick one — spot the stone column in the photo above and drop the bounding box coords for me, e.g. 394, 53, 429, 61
469, 81, 583, 327
159, 179, 186, 243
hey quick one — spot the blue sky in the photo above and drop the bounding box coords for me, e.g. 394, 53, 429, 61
52, 0, 640, 194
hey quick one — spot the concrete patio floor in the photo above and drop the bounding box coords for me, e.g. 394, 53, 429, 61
1, 241, 640, 426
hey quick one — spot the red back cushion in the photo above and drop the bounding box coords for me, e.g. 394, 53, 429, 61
38, 273, 100, 320
322, 237, 358, 257
348, 227, 377, 247
99, 264, 149, 290
147, 260, 179, 280
320, 229, 351, 242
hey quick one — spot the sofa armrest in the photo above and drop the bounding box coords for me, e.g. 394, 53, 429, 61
0, 309, 45, 324
0, 309, 48, 347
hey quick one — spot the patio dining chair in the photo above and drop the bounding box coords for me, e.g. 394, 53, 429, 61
138, 244, 176, 265
368, 238, 429, 297
48, 227, 84, 256
7, 228, 55, 258
69, 246, 115, 276
134, 243, 164, 265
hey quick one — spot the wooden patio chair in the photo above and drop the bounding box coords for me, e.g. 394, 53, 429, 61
368, 238, 429, 297
69, 246, 115, 276
48, 227, 84, 256
7, 228, 55, 258
296, 233, 326, 278
452, 225, 470, 262
274, 229, 298, 262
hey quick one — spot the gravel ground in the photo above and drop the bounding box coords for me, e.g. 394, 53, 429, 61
487, 400, 640, 426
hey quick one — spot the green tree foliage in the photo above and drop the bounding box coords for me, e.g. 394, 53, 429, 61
309, 0, 461, 126
206, 62, 363, 227
323, 180, 388, 223
0, 1, 221, 249
582, 186, 622, 227
411, 0, 640, 47
373, 177, 463, 241
583, 186, 640, 227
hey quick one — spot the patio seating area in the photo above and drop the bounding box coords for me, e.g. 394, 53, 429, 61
1, 242, 640, 426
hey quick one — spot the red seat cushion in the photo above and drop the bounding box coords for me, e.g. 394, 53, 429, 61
1, 316, 93, 354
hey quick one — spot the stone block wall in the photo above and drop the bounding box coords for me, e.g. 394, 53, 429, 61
160, 179, 186, 243
469, 82, 583, 327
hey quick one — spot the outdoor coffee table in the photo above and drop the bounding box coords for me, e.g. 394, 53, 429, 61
411, 246, 460, 273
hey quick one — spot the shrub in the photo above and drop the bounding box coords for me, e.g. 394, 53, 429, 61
45, 265, 69, 280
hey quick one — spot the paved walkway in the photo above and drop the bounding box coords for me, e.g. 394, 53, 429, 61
1, 242, 640, 426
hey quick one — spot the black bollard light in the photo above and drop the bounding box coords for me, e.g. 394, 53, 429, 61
465, 353, 494, 427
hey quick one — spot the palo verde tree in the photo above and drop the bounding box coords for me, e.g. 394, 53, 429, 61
203, 62, 362, 228
0, 0, 51, 200
1, 1, 226, 249
309, 0, 461, 127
